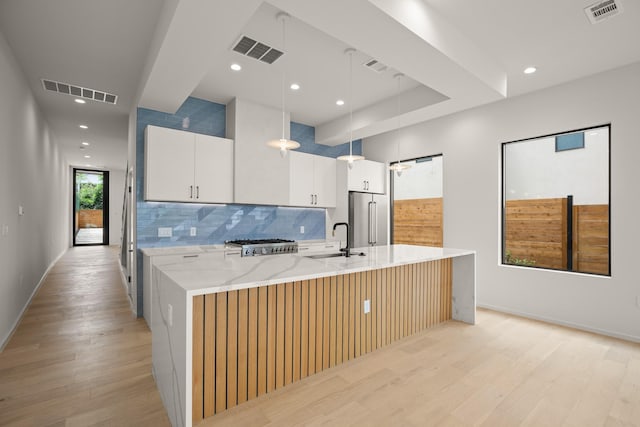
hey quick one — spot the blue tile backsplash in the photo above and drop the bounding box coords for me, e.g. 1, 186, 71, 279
135, 96, 360, 315
137, 203, 326, 247
291, 122, 362, 158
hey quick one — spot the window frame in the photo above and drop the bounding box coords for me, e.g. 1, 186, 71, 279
500, 124, 611, 276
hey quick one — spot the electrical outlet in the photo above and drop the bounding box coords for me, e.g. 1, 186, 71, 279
300, 226, 305, 234
364, 299, 371, 314
158, 227, 172, 238
190, 227, 197, 237
167, 304, 173, 327
18, 206, 24, 216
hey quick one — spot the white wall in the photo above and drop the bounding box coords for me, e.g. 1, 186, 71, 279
505, 128, 609, 204
108, 168, 126, 246
364, 62, 640, 342
0, 31, 70, 348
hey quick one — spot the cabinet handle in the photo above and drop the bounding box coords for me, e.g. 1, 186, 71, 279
310, 194, 314, 205
189, 185, 193, 199
196, 186, 200, 199
183, 254, 199, 259
314, 194, 317, 205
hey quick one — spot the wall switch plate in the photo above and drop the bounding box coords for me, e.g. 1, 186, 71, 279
364, 299, 371, 314
158, 227, 172, 238
167, 304, 173, 327
190, 227, 197, 237
18, 206, 24, 216
1, 224, 8, 236
300, 226, 305, 234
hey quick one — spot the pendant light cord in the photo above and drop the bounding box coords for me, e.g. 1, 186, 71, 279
281, 16, 286, 140
395, 73, 402, 165
348, 50, 353, 157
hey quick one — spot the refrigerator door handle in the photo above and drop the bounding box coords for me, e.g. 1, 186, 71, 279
368, 201, 377, 245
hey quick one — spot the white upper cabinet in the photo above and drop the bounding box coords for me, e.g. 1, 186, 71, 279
289, 151, 336, 208
144, 125, 233, 203
347, 159, 386, 194
193, 134, 233, 203
314, 155, 337, 207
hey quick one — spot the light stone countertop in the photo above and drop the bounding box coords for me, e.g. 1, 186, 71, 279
140, 245, 225, 256
155, 244, 475, 296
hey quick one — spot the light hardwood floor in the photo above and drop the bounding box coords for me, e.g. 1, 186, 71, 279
2, 247, 640, 426
0, 246, 169, 426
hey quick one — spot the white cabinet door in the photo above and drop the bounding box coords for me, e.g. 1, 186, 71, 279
297, 240, 340, 254
289, 151, 315, 206
289, 152, 336, 208
347, 159, 386, 194
194, 134, 233, 203
314, 155, 336, 208
145, 126, 194, 202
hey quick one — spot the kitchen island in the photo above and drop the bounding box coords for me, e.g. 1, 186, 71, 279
151, 244, 475, 427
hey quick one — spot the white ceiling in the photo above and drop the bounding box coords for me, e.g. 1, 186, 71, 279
0, 0, 163, 170
1, 0, 639, 167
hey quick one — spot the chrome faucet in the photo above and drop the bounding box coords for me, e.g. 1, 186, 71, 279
332, 222, 350, 257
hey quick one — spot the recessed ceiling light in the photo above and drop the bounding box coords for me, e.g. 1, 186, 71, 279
336, 100, 345, 106
290, 83, 300, 90
230, 63, 242, 71
524, 66, 537, 74
84, 155, 91, 159
81, 141, 89, 146
79, 124, 88, 129
74, 98, 86, 104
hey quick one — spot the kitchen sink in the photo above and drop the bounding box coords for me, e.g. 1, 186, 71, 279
304, 251, 366, 259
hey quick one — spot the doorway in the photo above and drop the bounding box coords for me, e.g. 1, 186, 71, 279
73, 169, 109, 246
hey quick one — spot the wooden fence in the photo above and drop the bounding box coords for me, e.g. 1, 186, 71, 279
573, 204, 609, 275
393, 197, 443, 247
77, 209, 103, 228
504, 198, 608, 274
504, 198, 567, 270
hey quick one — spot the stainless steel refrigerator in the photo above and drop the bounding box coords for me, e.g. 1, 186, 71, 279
348, 192, 388, 248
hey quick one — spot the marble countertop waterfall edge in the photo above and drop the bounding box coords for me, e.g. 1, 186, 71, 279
154, 244, 475, 296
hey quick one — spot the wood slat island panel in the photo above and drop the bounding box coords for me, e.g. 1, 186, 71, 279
192, 259, 453, 422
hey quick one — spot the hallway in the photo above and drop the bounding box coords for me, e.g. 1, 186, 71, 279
0, 246, 169, 426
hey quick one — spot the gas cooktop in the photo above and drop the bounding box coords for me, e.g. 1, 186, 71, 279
225, 239, 298, 257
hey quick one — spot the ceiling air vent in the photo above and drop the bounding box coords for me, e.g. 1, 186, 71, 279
41, 79, 118, 105
232, 35, 284, 65
584, 0, 622, 24
363, 58, 387, 73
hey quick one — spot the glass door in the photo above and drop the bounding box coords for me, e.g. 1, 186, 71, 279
73, 169, 109, 246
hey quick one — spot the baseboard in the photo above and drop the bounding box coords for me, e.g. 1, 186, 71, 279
478, 303, 640, 344
0, 248, 68, 352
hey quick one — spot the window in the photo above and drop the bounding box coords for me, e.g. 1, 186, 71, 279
501, 125, 610, 276
391, 155, 444, 247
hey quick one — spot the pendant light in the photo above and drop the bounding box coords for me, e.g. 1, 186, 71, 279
266, 12, 300, 157
389, 73, 411, 176
337, 48, 365, 169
